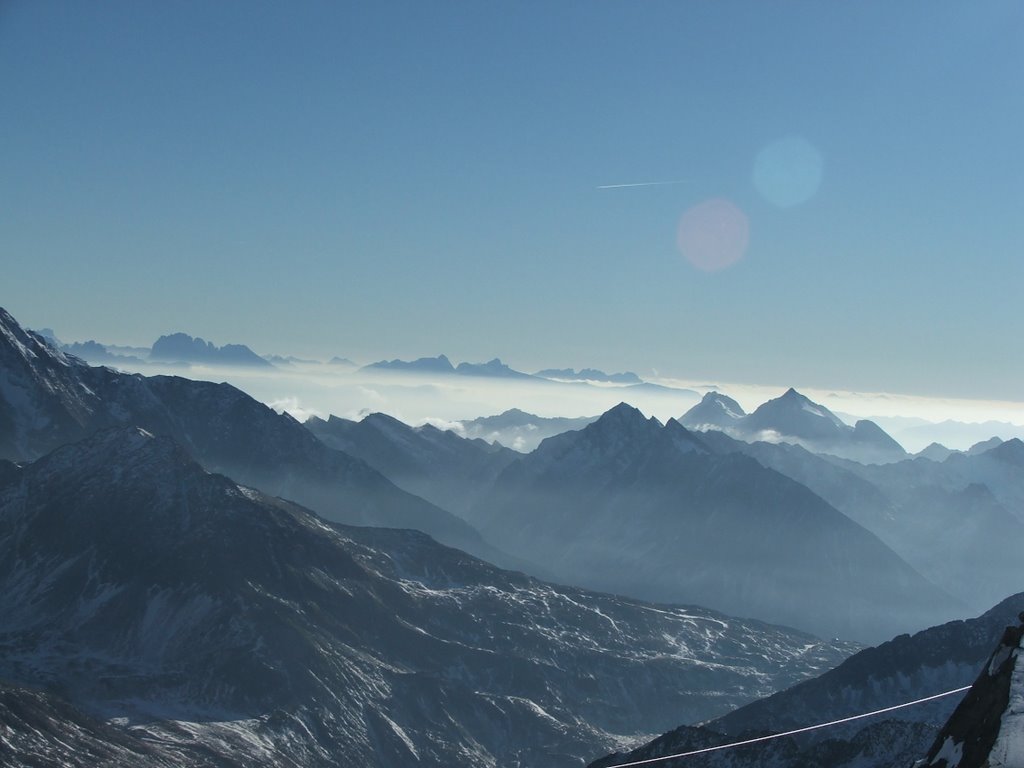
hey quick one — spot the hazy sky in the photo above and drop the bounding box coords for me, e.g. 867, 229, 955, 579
3, 2, 1022, 400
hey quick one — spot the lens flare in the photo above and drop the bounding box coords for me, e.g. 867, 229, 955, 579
752, 136, 824, 208
676, 198, 750, 272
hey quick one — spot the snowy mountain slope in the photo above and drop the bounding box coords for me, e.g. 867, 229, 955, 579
590, 594, 1024, 768
591, 719, 937, 768
709, 593, 1024, 738
305, 412, 518, 516
679, 392, 747, 431
472, 403, 958, 643
682, 388, 907, 464
0, 680, 185, 767
0, 428, 858, 768
0, 307, 100, 461
0, 307, 501, 562
923, 619, 1024, 767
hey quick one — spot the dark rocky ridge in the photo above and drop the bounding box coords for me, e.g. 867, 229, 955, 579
0, 307, 500, 563
923, 620, 1024, 767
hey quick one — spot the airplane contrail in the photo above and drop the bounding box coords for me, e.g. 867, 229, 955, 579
596, 180, 689, 190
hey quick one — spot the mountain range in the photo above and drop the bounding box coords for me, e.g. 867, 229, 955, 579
4, 303, 1024, 765
0, 426, 857, 768
469, 403, 957, 642
300, 406, 963, 642
363, 354, 534, 378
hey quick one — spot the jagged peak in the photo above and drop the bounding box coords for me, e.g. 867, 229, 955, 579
597, 402, 646, 422
704, 391, 746, 412
361, 412, 410, 430
852, 419, 906, 453
967, 436, 1004, 456
663, 418, 708, 453
0, 306, 74, 367
497, 408, 530, 417
753, 387, 844, 424
987, 437, 1024, 464
582, 403, 661, 441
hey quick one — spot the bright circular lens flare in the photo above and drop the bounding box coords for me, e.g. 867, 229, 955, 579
676, 198, 750, 272
752, 136, 824, 208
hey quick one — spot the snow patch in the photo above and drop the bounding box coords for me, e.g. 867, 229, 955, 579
930, 735, 963, 766
988, 639, 1024, 766
378, 712, 419, 758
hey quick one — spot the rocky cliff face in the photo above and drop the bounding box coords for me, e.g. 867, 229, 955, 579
923, 619, 1024, 768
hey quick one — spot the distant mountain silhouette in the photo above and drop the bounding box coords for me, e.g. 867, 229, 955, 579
697, 429, 1024, 615
454, 358, 534, 378
682, 388, 907, 464
967, 435, 1004, 455
150, 332, 273, 367
917, 441, 957, 461
535, 368, 643, 384
680, 391, 747, 429
364, 354, 455, 373
364, 355, 535, 378
458, 408, 598, 452
61, 340, 144, 366
263, 354, 320, 366
305, 412, 519, 516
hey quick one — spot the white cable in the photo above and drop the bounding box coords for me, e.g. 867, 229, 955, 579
607, 685, 973, 767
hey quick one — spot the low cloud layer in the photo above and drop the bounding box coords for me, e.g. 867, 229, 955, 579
106, 360, 1023, 452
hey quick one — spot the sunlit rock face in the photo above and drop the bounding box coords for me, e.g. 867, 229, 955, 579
923, 620, 1024, 768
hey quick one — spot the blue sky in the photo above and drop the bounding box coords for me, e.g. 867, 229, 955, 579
3, 1, 1022, 399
